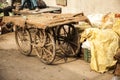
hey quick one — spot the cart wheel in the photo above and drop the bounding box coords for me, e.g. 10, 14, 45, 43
15, 26, 32, 56
57, 24, 80, 56
35, 29, 46, 58
36, 32, 56, 64
34, 29, 46, 47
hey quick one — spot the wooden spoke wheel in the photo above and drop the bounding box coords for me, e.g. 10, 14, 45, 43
35, 29, 46, 58
34, 29, 46, 47
15, 26, 32, 56
36, 32, 56, 65
57, 24, 80, 56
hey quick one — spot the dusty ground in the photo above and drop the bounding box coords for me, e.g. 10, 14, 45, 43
0, 32, 114, 80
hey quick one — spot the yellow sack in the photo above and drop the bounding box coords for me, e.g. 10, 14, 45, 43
100, 12, 120, 37
81, 28, 119, 73
113, 19, 120, 37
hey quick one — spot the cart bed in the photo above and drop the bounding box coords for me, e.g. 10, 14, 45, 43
2, 13, 89, 29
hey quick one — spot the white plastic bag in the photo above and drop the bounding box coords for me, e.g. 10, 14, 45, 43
81, 40, 91, 50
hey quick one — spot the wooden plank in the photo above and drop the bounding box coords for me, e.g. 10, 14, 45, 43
26, 14, 88, 28
2, 16, 26, 27
2, 13, 89, 29
13, 6, 61, 15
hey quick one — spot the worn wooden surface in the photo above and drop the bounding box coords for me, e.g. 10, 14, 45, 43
2, 16, 26, 27
2, 13, 89, 29
13, 6, 61, 15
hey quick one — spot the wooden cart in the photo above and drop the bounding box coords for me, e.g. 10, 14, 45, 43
2, 13, 90, 64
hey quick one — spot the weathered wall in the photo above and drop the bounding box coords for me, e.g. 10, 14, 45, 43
44, 0, 120, 15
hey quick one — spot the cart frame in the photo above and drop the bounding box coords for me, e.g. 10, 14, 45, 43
2, 13, 91, 64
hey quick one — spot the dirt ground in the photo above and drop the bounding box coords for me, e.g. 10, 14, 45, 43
0, 32, 114, 80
